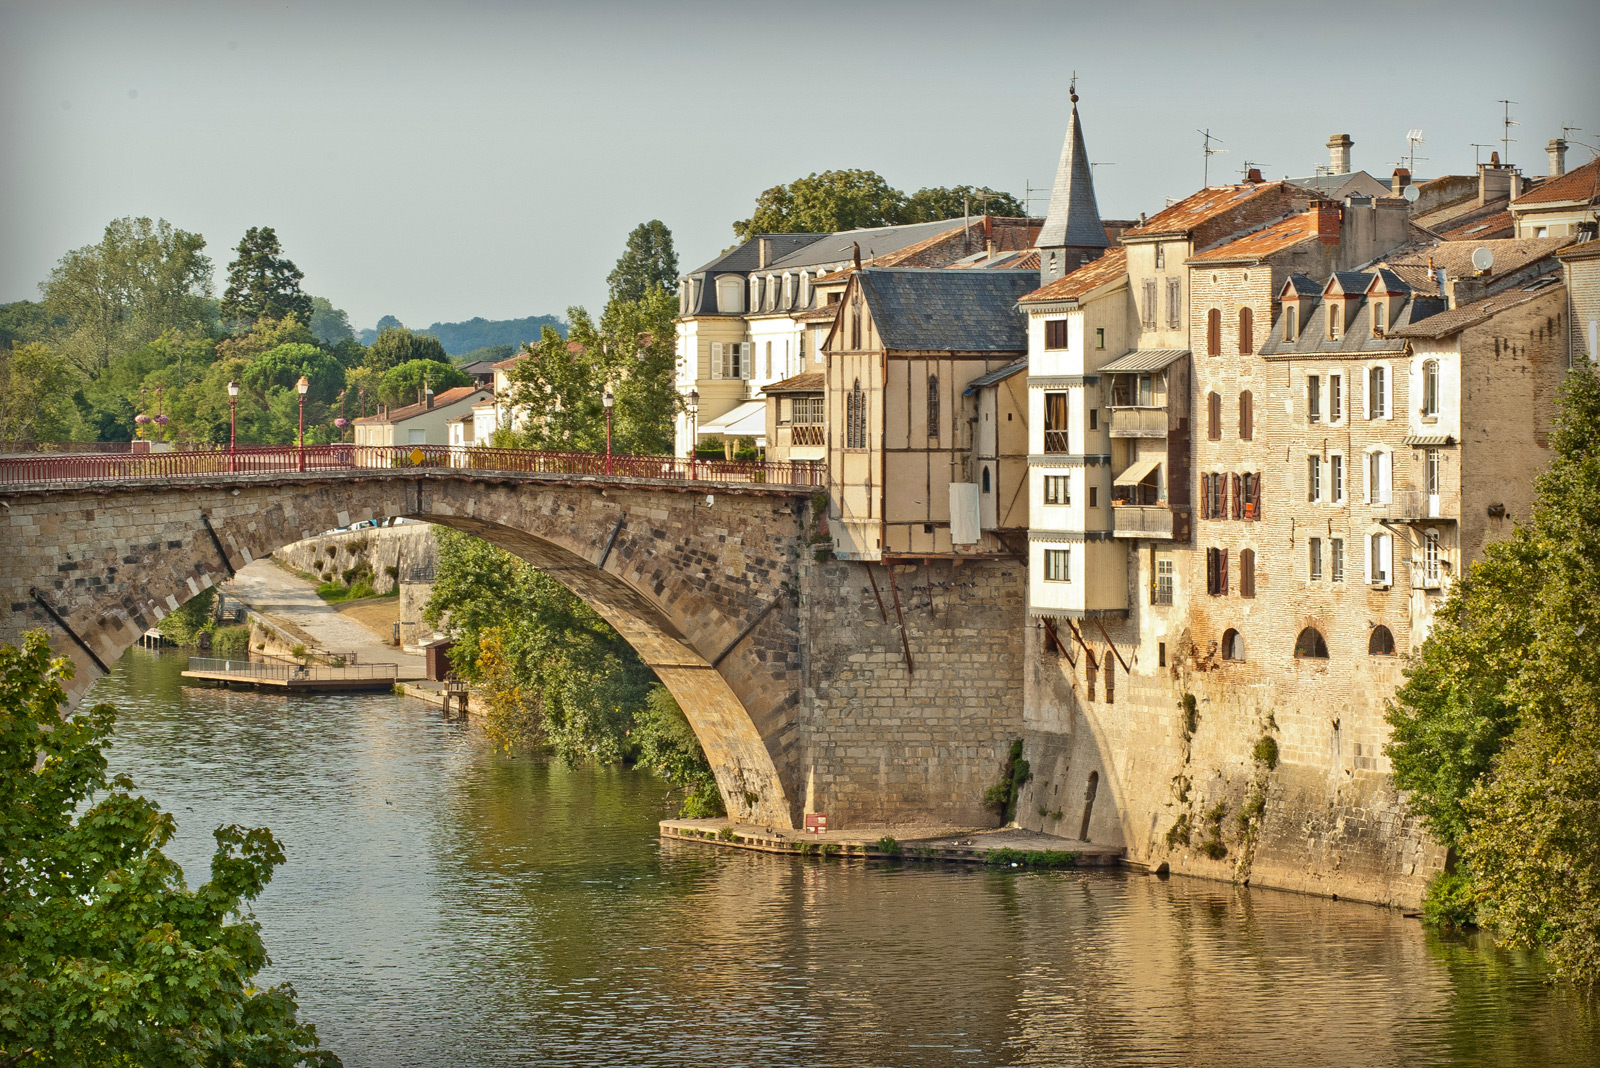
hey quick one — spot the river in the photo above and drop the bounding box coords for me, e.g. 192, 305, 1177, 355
93, 650, 1597, 1068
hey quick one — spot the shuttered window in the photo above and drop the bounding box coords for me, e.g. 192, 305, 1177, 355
1207, 391, 1221, 440
1239, 390, 1254, 440
1166, 279, 1182, 328
1206, 308, 1221, 355
1206, 547, 1230, 596
1141, 280, 1158, 329
927, 375, 940, 441
1239, 548, 1256, 598
1238, 306, 1254, 354
1045, 320, 1069, 349
845, 378, 866, 449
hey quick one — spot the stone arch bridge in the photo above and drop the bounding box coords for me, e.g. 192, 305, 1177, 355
1, 445, 1027, 832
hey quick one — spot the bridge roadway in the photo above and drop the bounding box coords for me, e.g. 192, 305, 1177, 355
2, 442, 822, 827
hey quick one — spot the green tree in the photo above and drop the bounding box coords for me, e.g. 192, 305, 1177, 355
377, 359, 470, 408
308, 297, 354, 346
901, 185, 1026, 223
606, 221, 678, 304
598, 286, 681, 455
0, 343, 85, 443
221, 227, 313, 328
633, 686, 724, 818
363, 326, 449, 374
0, 631, 339, 1066
0, 301, 53, 350
504, 312, 605, 452
734, 169, 907, 240
41, 217, 214, 372
1386, 366, 1600, 985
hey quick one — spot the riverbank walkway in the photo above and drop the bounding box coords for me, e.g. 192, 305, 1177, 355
661, 818, 1126, 867
182, 653, 398, 692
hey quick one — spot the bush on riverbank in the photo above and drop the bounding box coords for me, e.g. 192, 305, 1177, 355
0, 631, 340, 1066
1385, 366, 1600, 987
425, 528, 720, 816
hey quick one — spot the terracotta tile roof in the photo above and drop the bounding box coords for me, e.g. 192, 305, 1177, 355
1513, 157, 1600, 207
1019, 246, 1127, 303
491, 353, 527, 369
1121, 182, 1289, 240
353, 386, 490, 424
1188, 214, 1319, 262
1391, 279, 1563, 339
793, 303, 842, 322
762, 371, 824, 393
1430, 208, 1515, 241
1386, 236, 1573, 283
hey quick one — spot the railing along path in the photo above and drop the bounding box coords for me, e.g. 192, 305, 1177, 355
0, 443, 823, 490
185, 655, 398, 683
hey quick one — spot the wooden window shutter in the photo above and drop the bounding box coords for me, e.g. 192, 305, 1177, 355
1206, 547, 1217, 594
1241, 548, 1255, 598
1221, 549, 1230, 595
1231, 473, 1242, 519
1239, 390, 1253, 440
1239, 307, 1254, 354
710, 342, 723, 380
1207, 309, 1221, 355
1208, 392, 1221, 440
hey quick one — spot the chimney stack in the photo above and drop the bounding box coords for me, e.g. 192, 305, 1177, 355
1391, 168, 1411, 195
1327, 133, 1354, 176
1548, 138, 1568, 177
1311, 199, 1342, 244
1246, 167, 1263, 183
758, 236, 770, 269
1479, 154, 1514, 206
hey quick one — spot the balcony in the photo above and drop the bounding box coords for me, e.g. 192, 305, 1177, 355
786, 424, 824, 446
1107, 406, 1168, 439
1372, 490, 1452, 523
1113, 503, 1190, 540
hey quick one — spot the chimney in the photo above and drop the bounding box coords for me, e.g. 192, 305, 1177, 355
1327, 133, 1354, 176
1246, 167, 1263, 183
758, 236, 770, 269
983, 214, 995, 258
1311, 199, 1342, 244
1391, 168, 1411, 195
1479, 154, 1513, 206
1548, 138, 1568, 177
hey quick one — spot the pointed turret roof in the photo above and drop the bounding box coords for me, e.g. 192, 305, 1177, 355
1036, 90, 1108, 251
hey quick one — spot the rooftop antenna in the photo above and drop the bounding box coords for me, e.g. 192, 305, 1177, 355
1198, 129, 1227, 185
1406, 130, 1427, 172
1240, 160, 1267, 178
1498, 99, 1519, 165
1563, 122, 1583, 140
1470, 143, 1493, 166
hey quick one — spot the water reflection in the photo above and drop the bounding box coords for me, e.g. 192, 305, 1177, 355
95, 651, 1597, 1067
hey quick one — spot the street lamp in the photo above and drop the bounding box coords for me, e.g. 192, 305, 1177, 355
603, 384, 614, 475
335, 389, 350, 443
687, 388, 700, 480
296, 375, 310, 472
227, 380, 239, 471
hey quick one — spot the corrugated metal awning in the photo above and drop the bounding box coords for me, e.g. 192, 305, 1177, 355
1403, 433, 1455, 446
1095, 349, 1189, 374
1113, 455, 1163, 486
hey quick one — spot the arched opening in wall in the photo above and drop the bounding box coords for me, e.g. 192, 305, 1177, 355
1222, 628, 1245, 661
1079, 770, 1100, 841
1294, 627, 1330, 659
981, 466, 991, 493
1369, 624, 1396, 656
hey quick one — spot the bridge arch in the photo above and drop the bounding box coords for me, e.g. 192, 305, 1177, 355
1, 470, 811, 827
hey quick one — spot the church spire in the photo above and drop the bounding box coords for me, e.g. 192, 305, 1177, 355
1036, 81, 1108, 285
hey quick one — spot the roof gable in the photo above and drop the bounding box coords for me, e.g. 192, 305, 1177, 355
1513, 157, 1600, 208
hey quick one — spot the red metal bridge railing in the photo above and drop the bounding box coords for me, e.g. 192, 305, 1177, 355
0, 443, 824, 490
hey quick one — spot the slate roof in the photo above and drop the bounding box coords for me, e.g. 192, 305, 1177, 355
1282, 171, 1389, 199
1122, 182, 1289, 240
354, 386, 492, 424
762, 372, 825, 393
1188, 214, 1319, 262
1037, 100, 1108, 251
765, 218, 972, 271
1262, 271, 1445, 357
685, 234, 832, 278
1282, 274, 1324, 298
964, 359, 1028, 392
1512, 157, 1600, 206
1019, 246, 1127, 303
1329, 271, 1373, 295
856, 268, 1037, 352
1391, 279, 1563, 339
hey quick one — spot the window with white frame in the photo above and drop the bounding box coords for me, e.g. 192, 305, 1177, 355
1331, 537, 1345, 582
1368, 363, 1390, 419
1309, 536, 1323, 580
1308, 374, 1322, 423
1307, 454, 1322, 503
1426, 448, 1442, 496
1153, 551, 1174, 604
715, 277, 743, 314
710, 342, 749, 380
1044, 475, 1070, 505
1044, 548, 1071, 582
1424, 528, 1441, 586
1422, 359, 1440, 417
1369, 531, 1393, 586
1331, 454, 1344, 503
1330, 373, 1343, 422
1367, 449, 1392, 504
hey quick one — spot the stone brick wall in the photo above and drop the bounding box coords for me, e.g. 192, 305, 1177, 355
799, 557, 1026, 828
272, 520, 437, 594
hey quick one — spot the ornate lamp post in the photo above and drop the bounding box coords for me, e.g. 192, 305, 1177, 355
134, 385, 149, 441
687, 388, 699, 480
296, 375, 310, 472
153, 385, 168, 443
227, 380, 239, 471
335, 389, 350, 443
603, 384, 614, 475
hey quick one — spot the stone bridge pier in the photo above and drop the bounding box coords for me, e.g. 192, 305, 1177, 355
2, 470, 1028, 833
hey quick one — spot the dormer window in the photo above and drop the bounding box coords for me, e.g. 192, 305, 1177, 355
1328, 303, 1343, 340
1372, 300, 1386, 336
1284, 304, 1298, 341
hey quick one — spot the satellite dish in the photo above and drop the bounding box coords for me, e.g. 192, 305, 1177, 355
1471, 247, 1495, 273
1403, 184, 1420, 203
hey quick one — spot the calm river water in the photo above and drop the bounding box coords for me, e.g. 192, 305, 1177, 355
94, 651, 1597, 1068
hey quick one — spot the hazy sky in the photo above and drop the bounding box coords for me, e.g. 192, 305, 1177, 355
4, 0, 1597, 331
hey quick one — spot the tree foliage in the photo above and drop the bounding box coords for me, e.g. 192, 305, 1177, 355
376, 359, 470, 409
41, 217, 214, 372
1386, 366, 1600, 985
221, 227, 312, 329
363, 326, 449, 374
308, 298, 353, 347
606, 221, 678, 304
0, 631, 338, 1066
0, 343, 85, 443
733, 171, 1025, 240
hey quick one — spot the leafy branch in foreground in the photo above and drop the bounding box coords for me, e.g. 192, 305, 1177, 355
0, 631, 339, 1066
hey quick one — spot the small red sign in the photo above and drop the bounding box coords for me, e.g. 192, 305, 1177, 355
804, 813, 828, 835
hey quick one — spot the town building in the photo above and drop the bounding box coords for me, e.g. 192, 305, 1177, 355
1510, 155, 1600, 239
823, 267, 1038, 559
1283, 133, 1392, 202
352, 385, 494, 447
